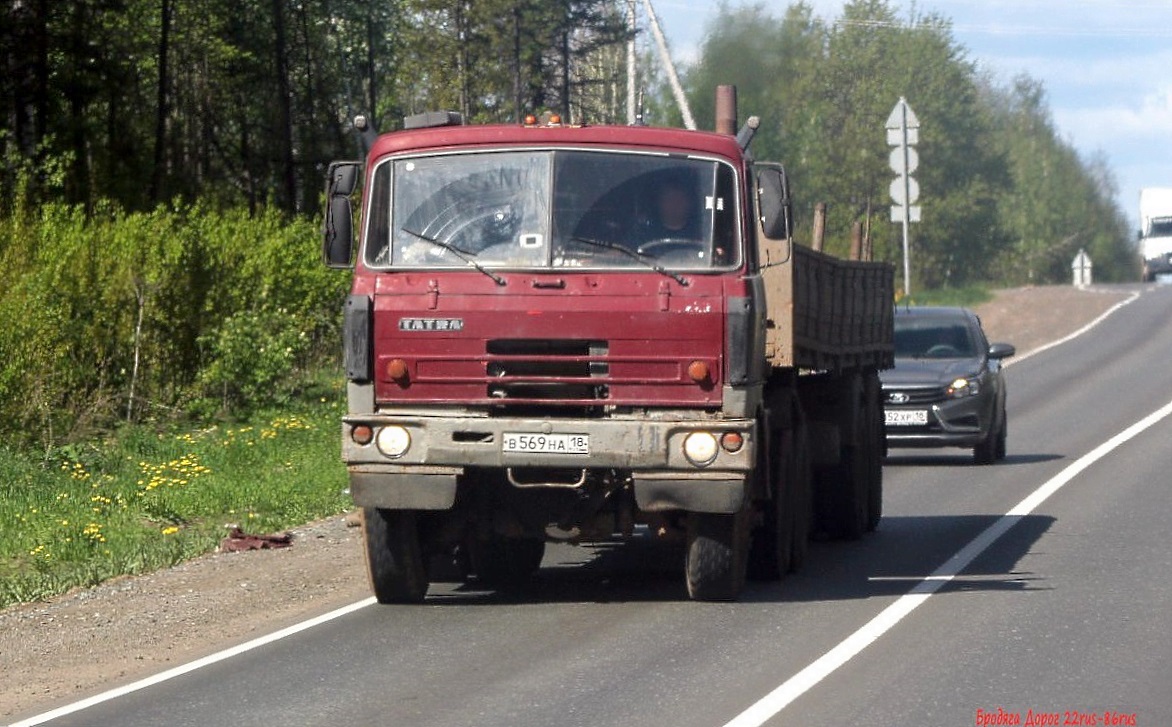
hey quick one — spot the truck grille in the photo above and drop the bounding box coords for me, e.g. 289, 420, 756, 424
485, 339, 609, 402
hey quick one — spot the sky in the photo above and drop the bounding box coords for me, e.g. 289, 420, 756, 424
652, 0, 1172, 227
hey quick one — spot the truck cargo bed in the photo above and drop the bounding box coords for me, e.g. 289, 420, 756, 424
763, 243, 894, 372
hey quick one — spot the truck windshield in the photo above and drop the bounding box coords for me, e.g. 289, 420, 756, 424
364, 150, 739, 271
1149, 218, 1172, 237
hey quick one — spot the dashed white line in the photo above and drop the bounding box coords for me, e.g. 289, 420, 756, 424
722, 396, 1172, 727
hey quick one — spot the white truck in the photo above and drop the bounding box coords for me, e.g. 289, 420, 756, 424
1140, 187, 1172, 282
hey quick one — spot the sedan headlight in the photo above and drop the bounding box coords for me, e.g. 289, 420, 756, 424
946, 376, 981, 398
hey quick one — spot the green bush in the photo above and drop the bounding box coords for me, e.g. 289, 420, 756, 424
0, 202, 349, 446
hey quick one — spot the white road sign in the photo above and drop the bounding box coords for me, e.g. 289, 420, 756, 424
889, 176, 920, 206
889, 146, 919, 176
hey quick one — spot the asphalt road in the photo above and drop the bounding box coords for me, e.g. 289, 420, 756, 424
16, 283, 1172, 727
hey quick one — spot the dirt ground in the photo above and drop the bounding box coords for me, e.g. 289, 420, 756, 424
0, 284, 1136, 722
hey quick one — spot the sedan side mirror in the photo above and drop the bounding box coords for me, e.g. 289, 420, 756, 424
988, 342, 1016, 360
323, 161, 360, 268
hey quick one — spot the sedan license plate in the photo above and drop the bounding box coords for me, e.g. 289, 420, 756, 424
503, 432, 590, 455
885, 409, 928, 426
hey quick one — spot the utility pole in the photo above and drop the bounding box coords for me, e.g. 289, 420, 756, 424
626, 0, 637, 124
642, 0, 695, 130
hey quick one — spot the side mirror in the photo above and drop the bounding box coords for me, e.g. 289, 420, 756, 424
988, 342, 1016, 360
323, 161, 360, 268
757, 166, 793, 241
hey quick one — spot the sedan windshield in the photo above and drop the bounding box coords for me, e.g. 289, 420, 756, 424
894, 318, 978, 358
364, 150, 739, 271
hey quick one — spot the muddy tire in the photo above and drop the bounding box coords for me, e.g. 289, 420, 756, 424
686, 512, 749, 601
469, 536, 546, 587
362, 508, 429, 604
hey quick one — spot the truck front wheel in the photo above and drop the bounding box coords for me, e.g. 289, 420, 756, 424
686, 511, 749, 601
362, 508, 430, 604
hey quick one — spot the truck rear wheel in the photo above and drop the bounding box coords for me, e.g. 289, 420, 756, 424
822, 447, 868, 540
863, 371, 884, 532
788, 413, 812, 571
469, 536, 546, 587
362, 508, 430, 604
811, 373, 868, 540
686, 511, 749, 601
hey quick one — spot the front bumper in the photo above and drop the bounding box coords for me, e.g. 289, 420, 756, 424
883, 395, 990, 449
342, 412, 756, 513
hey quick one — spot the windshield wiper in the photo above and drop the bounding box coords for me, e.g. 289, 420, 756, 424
569, 236, 689, 286
400, 227, 506, 286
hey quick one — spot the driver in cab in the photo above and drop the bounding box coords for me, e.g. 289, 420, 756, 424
636, 176, 723, 266
642, 179, 699, 243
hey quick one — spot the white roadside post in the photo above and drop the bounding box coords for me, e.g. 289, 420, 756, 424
887, 97, 921, 297
1072, 249, 1093, 287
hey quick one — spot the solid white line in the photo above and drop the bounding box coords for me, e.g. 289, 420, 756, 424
1005, 288, 1140, 368
7, 597, 377, 727
722, 396, 1172, 727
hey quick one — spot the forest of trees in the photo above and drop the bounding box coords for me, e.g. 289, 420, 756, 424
1, 0, 631, 215
670, 1, 1137, 287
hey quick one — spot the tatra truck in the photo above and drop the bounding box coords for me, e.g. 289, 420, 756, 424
1140, 187, 1172, 282
322, 87, 894, 602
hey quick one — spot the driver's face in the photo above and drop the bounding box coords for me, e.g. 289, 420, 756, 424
657, 185, 690, 231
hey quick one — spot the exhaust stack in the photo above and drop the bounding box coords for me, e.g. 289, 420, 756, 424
715, 85, 737, 136
716, 84, 760, 151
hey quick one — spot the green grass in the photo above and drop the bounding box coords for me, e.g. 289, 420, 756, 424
0, 382, 350, 609
898, 285, 992, 309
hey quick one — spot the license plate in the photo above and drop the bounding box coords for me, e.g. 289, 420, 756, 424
885, 409, 928, 426
503, 432, 590, 455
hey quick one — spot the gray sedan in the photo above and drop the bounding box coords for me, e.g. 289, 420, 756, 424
881, 306, 1015, 464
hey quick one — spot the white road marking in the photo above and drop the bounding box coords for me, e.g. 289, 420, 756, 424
722, 395, 1172, 727
8, 597, 377, 727
1006, 288, 1140, 367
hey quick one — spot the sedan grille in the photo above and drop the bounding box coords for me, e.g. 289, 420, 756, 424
885, 387, 945, 405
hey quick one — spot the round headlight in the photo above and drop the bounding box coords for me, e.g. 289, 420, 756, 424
376, 426, 411, 458
683, 432, 719, 466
